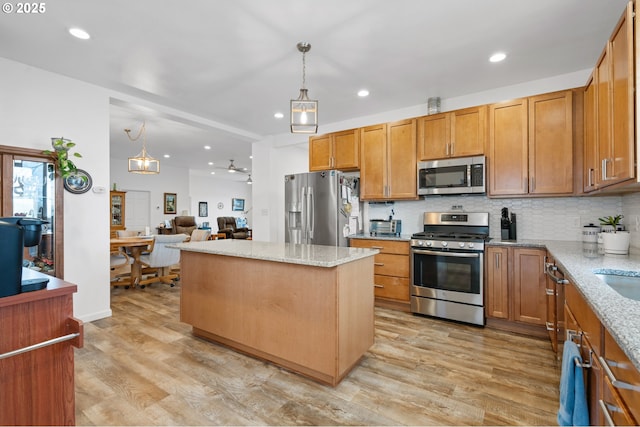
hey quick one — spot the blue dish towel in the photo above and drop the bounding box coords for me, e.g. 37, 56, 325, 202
557, 340, 589, 426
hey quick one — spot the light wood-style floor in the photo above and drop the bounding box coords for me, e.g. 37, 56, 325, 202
75, 283, 561, 425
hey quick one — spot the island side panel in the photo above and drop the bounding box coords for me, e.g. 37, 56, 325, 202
336, 256, 375, 380
180, 251, 338, 378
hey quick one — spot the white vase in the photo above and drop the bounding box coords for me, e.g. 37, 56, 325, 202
601, 231, 631, 255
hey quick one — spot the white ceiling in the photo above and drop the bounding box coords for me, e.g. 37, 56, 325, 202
0, 0, 629, 180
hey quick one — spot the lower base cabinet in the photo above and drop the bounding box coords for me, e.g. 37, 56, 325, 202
485, 246, 547, 337
349, 238, 410, 309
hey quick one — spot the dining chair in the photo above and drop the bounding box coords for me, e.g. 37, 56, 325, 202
110, 249, 132, 288
190, 229, 211, 241
138, 234, 188, 287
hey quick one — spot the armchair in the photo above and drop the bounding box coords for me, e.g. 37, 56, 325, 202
139, 234, 188, 287
172, 216, 198, 236
216, 216, 250, 239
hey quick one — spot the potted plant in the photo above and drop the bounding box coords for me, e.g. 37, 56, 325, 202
598, 214, 630, 255
43, 137, 83, 180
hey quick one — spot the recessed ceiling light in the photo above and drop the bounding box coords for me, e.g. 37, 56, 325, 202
208, 161, 214, 165
249, 155, 253, 159
274, 112, 284, 119
204, 145, 211, 150
69, 28, 90, 40
210, 171, 216, 175
163, 154, 170, 158
489, 52, 506, 63
357, 89, 370, 97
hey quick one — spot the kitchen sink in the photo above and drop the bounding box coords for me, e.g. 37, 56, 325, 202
593, 269, 640, 301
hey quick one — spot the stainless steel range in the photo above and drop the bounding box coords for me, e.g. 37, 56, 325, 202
410, 212, 489, 326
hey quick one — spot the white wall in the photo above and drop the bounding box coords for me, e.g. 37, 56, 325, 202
110, 155, 190, 230
0, 57, 112, 321
188, 172, 252, 230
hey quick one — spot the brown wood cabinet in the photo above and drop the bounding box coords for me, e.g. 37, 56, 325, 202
417, 105, 487, 160
565, 280, 604, 425
360, 119, 417, 200
485, 246, 509, 319
349, 238, 410, 308
583, 2, 635, 192
0, 269, 82, 426
599, 328, 640, 425
309, 128, 360, 171
601, 328, 640, 425
488, 90, 574, 197
110, 190, 126, 238
485, 246, 547, 337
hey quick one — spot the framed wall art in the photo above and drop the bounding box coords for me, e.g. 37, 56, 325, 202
198, 201, 208, 217
232, 198, 245, 211
164, 193, 177, 214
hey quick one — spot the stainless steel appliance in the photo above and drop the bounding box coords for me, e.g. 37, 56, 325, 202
410, 212, 489, 325
284, 170, 353, 246
417, 155, 485, 195
369, 219, 401, 236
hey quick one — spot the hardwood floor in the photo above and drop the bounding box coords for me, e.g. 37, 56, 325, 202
75, 283, 561, 425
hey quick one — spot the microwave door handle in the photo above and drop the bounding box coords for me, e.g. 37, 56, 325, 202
412, 249, 479, 258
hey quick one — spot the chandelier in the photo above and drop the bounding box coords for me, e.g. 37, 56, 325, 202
125, 122, 160, 174
290, 42, 318, 134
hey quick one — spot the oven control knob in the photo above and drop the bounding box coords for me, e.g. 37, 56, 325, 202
417, 241, 424, 246
441, 241, 448, 247
468, 242, 475, 249
426, 241, 433, 247
459, 242, 465, 248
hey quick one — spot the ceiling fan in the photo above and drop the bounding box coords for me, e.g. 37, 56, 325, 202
214, 159, 250, 175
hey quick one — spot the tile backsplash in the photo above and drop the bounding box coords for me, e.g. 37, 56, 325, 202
365, 192, 640, 248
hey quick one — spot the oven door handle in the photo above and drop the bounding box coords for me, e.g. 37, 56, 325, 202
411, 249, 480, 258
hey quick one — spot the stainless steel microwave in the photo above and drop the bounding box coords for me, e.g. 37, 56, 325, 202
417, 156, 486, 195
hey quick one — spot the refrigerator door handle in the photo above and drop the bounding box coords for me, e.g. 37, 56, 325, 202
301, 186, 307, 243
307, 186, 314, 240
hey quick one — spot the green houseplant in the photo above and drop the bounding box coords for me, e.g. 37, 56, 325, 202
43, 137, 83, 180
598, 215, 624, 231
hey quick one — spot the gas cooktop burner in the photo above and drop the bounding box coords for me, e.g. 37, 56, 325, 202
411, 232, 489, 241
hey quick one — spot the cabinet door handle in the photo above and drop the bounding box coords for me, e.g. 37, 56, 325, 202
374, 262, 384, 266
598, 399, 618, 427
445, 143, 450, 156
599, 356, 640, 392
373, 284, 384, 288
371, 246, 384, 250
588, 168, 594, 187
494, 253, 500, 269
545, 288, 555, 296
602, 158, 610, 181
545, 321, 554, 331
450, 142, 454, 155
530, 177, 535, 192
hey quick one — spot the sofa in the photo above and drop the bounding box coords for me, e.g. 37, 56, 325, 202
217, 217, 250, 239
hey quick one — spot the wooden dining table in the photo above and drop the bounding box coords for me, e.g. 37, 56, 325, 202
109, 236, 154, 286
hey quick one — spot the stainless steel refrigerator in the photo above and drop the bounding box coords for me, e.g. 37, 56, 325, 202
284, 171, 352, 246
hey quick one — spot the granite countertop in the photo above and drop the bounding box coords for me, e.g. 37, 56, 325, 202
492, 239, 640, 371
173, 239, 378, 268
348, 233, 412, 242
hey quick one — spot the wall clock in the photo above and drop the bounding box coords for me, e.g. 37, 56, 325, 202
217, 202, 224, 209
63, 169, 93, 194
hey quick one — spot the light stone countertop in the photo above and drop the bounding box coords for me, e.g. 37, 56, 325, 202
490, 239, 640, 371
348, 233, 413, 242
173, 239, 378, 268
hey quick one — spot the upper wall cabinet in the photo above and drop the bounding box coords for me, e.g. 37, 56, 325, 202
583, 1, 635, 192
360, 119, 418, 201
417, 106, 487, 160
309, 128, 360, 171
488, 90, 574, 197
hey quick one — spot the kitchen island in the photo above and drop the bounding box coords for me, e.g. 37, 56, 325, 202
173, 239, 377, 386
